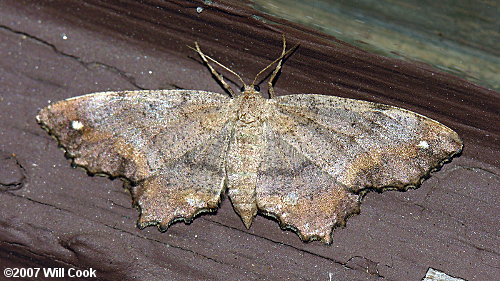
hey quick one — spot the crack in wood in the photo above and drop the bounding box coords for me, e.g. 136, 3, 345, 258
206, 219, 386, 278
0, 24, 146, 90
0, 152, 26, 191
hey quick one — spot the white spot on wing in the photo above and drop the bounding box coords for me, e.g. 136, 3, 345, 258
417, 140, 429, 149
71, 120, 84, 130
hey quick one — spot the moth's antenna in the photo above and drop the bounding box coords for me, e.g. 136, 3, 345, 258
251, 35, 299, 98
189, 42, 247, 97
268, 35, 286, 98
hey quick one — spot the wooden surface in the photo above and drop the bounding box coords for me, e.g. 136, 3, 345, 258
0, 0, 498, 280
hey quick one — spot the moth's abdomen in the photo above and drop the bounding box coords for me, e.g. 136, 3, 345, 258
226, 122, 263, 228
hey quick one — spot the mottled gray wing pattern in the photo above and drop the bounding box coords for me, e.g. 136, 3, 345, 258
37, 90, 233, 228
270, 94, 462, 191
257, 94, 462, 242
256, 123, 360, 243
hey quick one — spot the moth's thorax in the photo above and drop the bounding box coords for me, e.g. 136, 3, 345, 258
226, 87, 266, 227
235, 88, 268, 124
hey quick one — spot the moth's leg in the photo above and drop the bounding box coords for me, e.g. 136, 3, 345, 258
193, 42, 246, 98
268, 35, 287, 99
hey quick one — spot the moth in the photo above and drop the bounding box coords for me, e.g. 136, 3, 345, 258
37, 36, 462, 243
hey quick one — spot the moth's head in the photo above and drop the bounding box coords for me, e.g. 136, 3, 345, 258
240, 84, 261, 95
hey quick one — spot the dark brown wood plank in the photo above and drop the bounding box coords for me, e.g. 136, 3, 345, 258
0, 0, 498, 280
